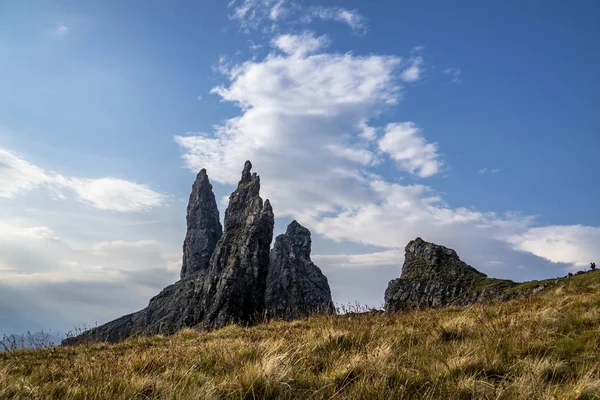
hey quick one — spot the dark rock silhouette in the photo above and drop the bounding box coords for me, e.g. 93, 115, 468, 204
385, 237, 517, 312
180, 169, 222, 279
63, 161, 275, 344
265, 220, 334, 319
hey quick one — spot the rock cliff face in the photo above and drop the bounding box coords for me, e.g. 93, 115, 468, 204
385, 238, 517, 312
265, 220, 334, 319
180, 169, 222, 279
63, 161, 275, 345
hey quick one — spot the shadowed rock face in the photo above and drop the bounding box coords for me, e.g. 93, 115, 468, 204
385, 238, 517, 312
201, 161, 275, 328
180, 169, 222, 279
265, 220, 334, 319
63, 161, 274, 345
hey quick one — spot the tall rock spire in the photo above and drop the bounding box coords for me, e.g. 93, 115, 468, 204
265, 220, 335, 319
180, 169, 222, 279
203, 161, 275, 327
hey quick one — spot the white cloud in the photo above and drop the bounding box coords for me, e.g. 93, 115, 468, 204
479, 168, 500, 175
0, 149, 51, 198
228, 0, 367, 34
0, 147, 166, 212
269, 0, 287, 21
65, 178, 167, 212
313, 249, 403, 269
0, 219, 58, 240
0, 201, 182, 331
443, 68, 461, 84
400, 56, 423, 82
229, 0, 282, 31
55, 25, 69, 36
272, 31, 330, 56
176, 32, 403, 219
508, 225, 600, 268
378, 122, 442, 177
326, 144, 373, 165
306, 6, 367, 34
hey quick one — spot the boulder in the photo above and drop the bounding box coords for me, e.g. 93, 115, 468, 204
385, 237, 517, 312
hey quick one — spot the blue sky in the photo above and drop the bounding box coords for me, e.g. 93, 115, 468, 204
1, 0, 599, 335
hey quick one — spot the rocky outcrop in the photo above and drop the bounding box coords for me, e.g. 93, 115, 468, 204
63, 161, 274, 345
385, 238, 517, 312
200, 161, 274, 328
265, 220, 334, 319
180, 169, 222, 279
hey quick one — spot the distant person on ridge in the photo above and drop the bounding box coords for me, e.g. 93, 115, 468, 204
591, 262, 596, 271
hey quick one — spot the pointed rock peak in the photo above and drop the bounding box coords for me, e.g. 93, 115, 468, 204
264, 199, 273, 212
181, 168, 223, 279
282, 220, 311, 257
286, 220, 310, 236
191, 168, 209, 188
240, 160, 253, 184
266, 221, 334, 319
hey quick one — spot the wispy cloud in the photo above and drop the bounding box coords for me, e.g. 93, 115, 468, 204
443, 67, 461, 84
313, 249, 403, 269
400, 47, 424, 82
0, 148, 167, 212
508, 225, 600, 268
378, 122, 442, 177
54, 25, 69, 36
271, 31, 330, 56
479, 168, 500, 175
228, 0, 368, 34
305, 6, 367, 34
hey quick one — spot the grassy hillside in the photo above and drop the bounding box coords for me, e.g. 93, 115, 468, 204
2, 271, 600, 399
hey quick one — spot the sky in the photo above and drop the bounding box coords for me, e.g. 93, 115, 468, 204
1, 0, 599, 336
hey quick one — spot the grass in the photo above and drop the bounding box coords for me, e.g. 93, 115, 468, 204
2, 271, 600, 399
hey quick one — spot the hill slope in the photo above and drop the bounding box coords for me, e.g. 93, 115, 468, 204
2, 271, 600, 399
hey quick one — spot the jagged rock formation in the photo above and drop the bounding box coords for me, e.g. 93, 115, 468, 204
201, 161, 274, 328
385, 238, 517, 312
265, 220, 334, 319
180, 169, 222, 279
63, 161, 274, 345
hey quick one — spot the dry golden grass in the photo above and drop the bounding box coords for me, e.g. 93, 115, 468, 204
2, 271, 600, 399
